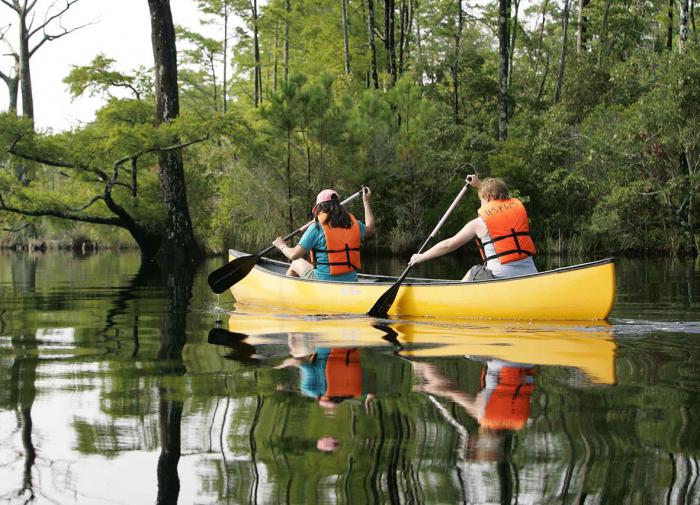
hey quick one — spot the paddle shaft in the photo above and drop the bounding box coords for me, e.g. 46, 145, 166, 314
367, 182, 470, 317
395, 182, 471, 283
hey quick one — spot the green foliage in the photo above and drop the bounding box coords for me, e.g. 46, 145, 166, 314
4, 0, 700, 258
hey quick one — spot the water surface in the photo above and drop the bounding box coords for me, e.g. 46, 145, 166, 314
1, 251, 699, 504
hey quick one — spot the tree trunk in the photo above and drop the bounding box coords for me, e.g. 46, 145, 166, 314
680, 0, 690, 50
598, 0, 612, 66
253, 0, 262, 106
147, 0, 202, 263
18, 14, 34, 122
341, 0, 352, 74
667, 0, 674, 50
273, 21, 279, 91
385, 0, 398, 84
554, 0, 571, 104
498, 0, 510, 140
284, 0, 291, 82
533, 0, 548, 76
0, 53, 20, 114
576, 0, 590, 53
508, 0, 520, 89
286, 128, 294, 230
367, 0, 380, 88
223, 10, 229, 113
398, 0, 406, 76
415, 0, 424, 78
452, 0, 463, 124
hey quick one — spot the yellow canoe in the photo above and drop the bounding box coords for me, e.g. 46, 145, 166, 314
226, 311, 616, 384
228, 249, 616, 320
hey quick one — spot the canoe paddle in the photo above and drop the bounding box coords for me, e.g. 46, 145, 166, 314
366, 179, 472, 318
207, 188, 364, 294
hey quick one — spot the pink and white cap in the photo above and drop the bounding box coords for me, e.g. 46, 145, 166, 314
312, 189, 339, 213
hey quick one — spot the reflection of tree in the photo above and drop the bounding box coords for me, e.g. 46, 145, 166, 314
9, 333, 38, 503
11, 254, 37, 292
156, 264, 194, 505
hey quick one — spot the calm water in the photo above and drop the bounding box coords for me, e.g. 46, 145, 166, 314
1, 251, 699, 504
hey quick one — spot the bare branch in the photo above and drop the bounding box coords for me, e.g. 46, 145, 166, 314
28, 0, 79, 38
1, 222, 32, 232
0, 192, 121, 226
30, 22, 92, 57
112, 135, 210, 169
8, 139, 112, 182
68, 194, 103, 212
0, 1, 18, 12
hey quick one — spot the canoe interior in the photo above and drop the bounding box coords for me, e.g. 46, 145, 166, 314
245, 249, 615, 286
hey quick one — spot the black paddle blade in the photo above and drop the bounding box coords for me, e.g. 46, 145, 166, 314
207, 327, 249, 346
207, 254, 260, 294
367, 282, 401, 318
373, 323, 403, 350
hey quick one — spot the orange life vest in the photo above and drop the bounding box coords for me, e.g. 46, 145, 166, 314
481, 366, 535, 430
309, 212, 361, 275
476, 198, 536, 265
323, 348, 363, 400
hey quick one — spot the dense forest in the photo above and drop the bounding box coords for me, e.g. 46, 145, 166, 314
0, 0, 699, 262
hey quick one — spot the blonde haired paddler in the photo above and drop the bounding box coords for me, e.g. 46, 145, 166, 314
409, 175, 537, 281
273, 187, 375, 282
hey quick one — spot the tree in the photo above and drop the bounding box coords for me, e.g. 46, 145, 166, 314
0, 0, 86, 123
553, 0, 571, 104
176, 27, 223, 114
367, 0, 380, 88
197, 0, 234, 112
63, 54, 152, 101
0, 26, 19, 113
262, 74, 307, 229
341, 0, 351, 74
680, 0, 690, 50
576, 0, 589, 54
498, 0, 510, 139
147, 0, 202, 263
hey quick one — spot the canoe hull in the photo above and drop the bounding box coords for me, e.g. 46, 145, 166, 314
228, 250, 616, 320
226, 311, 616, 385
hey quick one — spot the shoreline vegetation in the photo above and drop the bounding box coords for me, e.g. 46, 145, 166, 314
1, 1, 699, 264
1, 230, 696, 260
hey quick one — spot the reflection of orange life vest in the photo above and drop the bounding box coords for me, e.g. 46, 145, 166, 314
481, 366, 535, 430
309, 212, 361, 275
476, 198, 536, 265
323, 349, 362, 399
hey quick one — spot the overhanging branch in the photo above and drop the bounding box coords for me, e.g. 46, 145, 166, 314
0, 193, 121, 226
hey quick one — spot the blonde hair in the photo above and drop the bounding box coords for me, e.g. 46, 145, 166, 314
478, 178, 509, 201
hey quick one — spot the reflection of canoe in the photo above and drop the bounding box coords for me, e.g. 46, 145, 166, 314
228, 249, 615, 320
227, 311, 616, 384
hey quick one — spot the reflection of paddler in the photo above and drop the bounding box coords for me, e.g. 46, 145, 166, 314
298, 348, 363, 402
411, 358, 535, 461
478, 361, 535, 431
278, 340, 374, 411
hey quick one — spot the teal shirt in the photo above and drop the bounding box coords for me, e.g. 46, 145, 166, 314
299, 220, 366, 282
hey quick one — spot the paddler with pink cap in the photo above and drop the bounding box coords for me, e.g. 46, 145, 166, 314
272, 187, 375, 282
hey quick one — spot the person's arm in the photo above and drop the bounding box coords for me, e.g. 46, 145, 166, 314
273, 237, 308, 260
409, 217, 481, 266
361, 186, 375, 236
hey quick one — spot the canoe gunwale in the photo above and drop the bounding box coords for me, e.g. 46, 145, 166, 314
229, 248, 615, 287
